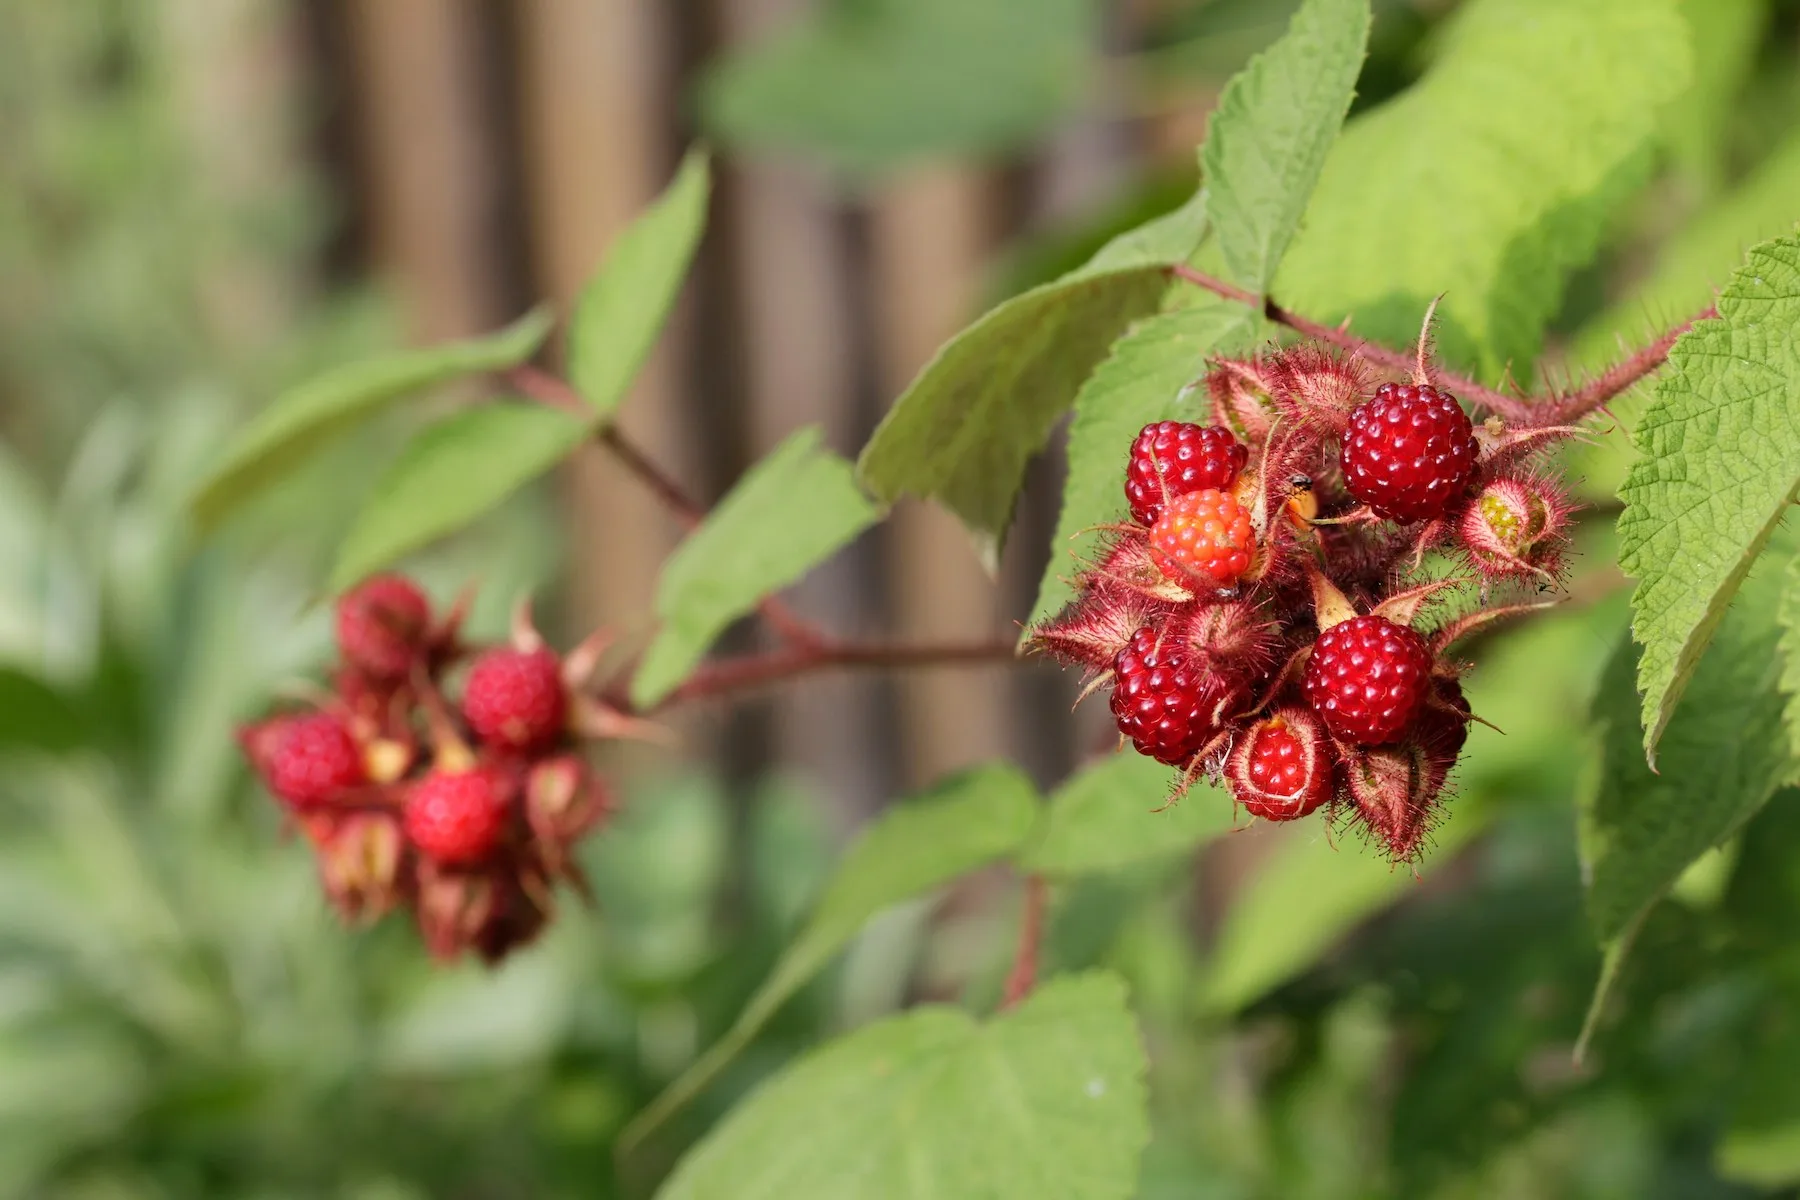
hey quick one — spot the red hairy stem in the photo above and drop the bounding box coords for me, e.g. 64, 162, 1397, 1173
1001, 874, 1050, 1009
506, 365, 826, 648
1536, 305, 1716, 424
1168, 264, 1535, 423
650, 636, 1021, 712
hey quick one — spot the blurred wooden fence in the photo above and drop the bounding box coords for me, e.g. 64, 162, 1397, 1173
269, 0, 1202, 815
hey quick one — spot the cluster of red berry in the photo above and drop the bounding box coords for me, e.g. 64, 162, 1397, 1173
239, 575, 641, 962
1031, 343, 1576, 860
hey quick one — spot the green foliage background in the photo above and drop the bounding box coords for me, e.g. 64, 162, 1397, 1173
11, 0, 1800, 1197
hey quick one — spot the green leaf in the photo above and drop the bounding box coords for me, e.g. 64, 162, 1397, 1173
656, 972, 1147, 1200
623, 763, 1040, 1149
857, 183, 1211, 564
698, 0, 1093, 175
1028, 298, 1261, 624
1274, 0, 1689, 378
327, 402, 590, 593
631, 428, 882, 708
190, 308, 552, 527
0, 669, 85, 755
567, 150, 710, 422
1618, 235, 1800, 758
860, 269, 1179, 565
1018, 751, 1236, 879
1578, 531, 1800, 947
1200, 0, 1370, 295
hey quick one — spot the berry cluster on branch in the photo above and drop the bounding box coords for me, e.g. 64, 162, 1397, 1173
1029, 328, 1579, 861
239, 575, 653, 962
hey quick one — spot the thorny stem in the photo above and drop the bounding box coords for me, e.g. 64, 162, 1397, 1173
1167, 264, 1709, 427
1535, 306, 1717, 425
1002, 874, 1050, 1009
1167, 264, 1532, 421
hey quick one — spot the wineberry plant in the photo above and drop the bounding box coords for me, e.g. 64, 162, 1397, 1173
192, 0, 1800, 1193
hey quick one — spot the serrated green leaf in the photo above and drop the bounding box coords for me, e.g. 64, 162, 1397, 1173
1017, 752, 1235, 878
623, 763, 1040, 1149
1579, 532, 1800, 947
1028, 299, 1262, 625
698, 0, 1092, 175
857, 181, 1211, 564
1275, 0, 1688, 378
656, 971, 1146, 1200
190, 308, 552, 528
568, 150, 709, 421
631, 428, 882, 708
327, 402, 589, 593
1618, 235, 1800, 758
1201, 0, 1370, 295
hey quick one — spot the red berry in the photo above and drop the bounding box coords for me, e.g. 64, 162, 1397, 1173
1126, 422, 1248, 526
336, 575, 431, 681
267, 713, 365, 808
1226, 708, 1333, 821
463, 647, 568, 752
1340, 383, 1479, 523
404, 767, 512, 866
1110, 626, 1231, 765
1148, 488, 1256, 587
1302, 615, 1434, 746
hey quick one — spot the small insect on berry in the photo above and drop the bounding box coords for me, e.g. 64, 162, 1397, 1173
1302, 614, 1434, 746
1226, 708, 1333, 820
1147, 488, 1256, 588
336, 574, 432, 681
1126, 422, 1249, 526
266, 713, 366, 808
1109, 626, 1231, 765
404, 767, 513, 866
1340, 383, 1479, 524
463, 647, 568, 752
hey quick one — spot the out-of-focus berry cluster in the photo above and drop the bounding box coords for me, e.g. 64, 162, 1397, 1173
1030, 341, 1578, 861
239, 575, 641, 962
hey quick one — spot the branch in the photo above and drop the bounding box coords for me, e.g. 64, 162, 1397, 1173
506, 365, 826, 648
1001, 874, 1049, 1009
1536, 305, 1715, 424
652, 636, 1021, 712
1169, 265, 1536, 423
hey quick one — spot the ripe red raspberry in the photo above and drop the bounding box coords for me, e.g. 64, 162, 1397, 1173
336, 575, 431, 681
1226, 708, 1334, 821
1147, 488, 1255, 587
463, 647, 568, 752
1109, 626, 1231, 765
1126, 422, 1248, 526
1302, 614, 1434, 746
267, 713, 365, 808
404, 767, 512, 865
1340, 383, 1479, 523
